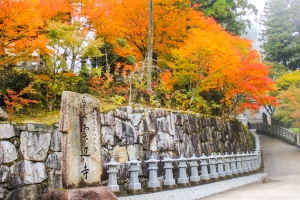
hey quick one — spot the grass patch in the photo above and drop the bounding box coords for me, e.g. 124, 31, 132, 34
12, 108, 60, 125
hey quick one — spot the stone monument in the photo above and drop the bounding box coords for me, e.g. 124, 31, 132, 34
59, 91, 102, 188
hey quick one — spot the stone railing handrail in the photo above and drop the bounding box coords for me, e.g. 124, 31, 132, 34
105, 130, 262, 196
256, 123, 300, 146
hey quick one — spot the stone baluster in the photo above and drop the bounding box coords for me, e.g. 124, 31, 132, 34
209, 153, 218, 181
249, 151, 256, 172
253, 151, 259, 171
297, 133, 300, 146
162, 155, 177, 189
241, 152, 249, 174
105, 158, 120, 192
216, 153, 226, 180
235, 152, 243, 175
126, 157, 142, 194
188, 154, 201, 186
177, 155, 190, 187
200, 153, 210, 183
224, 152, 232, 178
230, 152, 238, 177
145, 155, 162, 192
246, 151, 252, 173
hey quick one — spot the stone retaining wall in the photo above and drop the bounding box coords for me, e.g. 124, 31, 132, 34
100, 106, 255, 192
0, 123, 62, 200
0, 106, 255, 199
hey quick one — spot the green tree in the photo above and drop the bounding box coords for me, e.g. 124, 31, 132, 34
191, 0, 257, 35
260, 0, 300, 70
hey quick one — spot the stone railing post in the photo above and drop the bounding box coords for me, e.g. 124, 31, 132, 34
230, 152, 238, 177
145, 155, 162, 192
200, 153, 210, 183
209, 153, 218, 181
217, 153, 226, 180
246, 151, 252, 173
105, 158, 120, 192
297, 133, 300, 146
188, 154, 201, 186
177, 155, 190, 187
235, 152, 243, 175
224, 152, 232, 178
241, 152, 249, 175
126, 157, 142, 194
162, 155, 177, 189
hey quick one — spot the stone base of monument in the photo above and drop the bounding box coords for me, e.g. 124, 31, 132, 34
146, 186, 162, 192
127, 189, 143, 195
43, 187, 117, 200
162, 184, 178, 190
190, 181, 201, 186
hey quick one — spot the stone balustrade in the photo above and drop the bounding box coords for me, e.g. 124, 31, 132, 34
105, 143, 262, 195
256, 123, 298, 146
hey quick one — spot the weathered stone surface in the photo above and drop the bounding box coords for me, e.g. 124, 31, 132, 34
0, 141, 17, 164
175, 142, 187, 157
23, 161, 47, 185
6, 184, 43, 200
50, 128, 62, 152
0, 186, 7, 199
8, 161, 24, 189
175, 113, 184, 126
48, 169, 62, 189
128, 113, 143, 127
0, 124, 18, 139
142, 132, 158, 151
189, 134, 201, 157
157, 131, 174, 151
187, 115, 198, 133
115, 119, 137, 145
100, 111, 115, 126
115, 109, 128, 120
45, 152, 62, 170
101, 148, 110, 180
0, 165, 9, 182
151, 108, 165, 118
174, 126, 184, 142
110, 145, 128, 164
20, 131, 51, 161
101, 126, 115, 146
43, 187, 118, 200
166, 113, 175, 136
27, 123, 53, 132
127, 144, 143, 160
59, 91, 102, 188
140, 112, 157, 133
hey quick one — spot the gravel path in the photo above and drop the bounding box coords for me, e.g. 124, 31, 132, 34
118, 173, 267, 200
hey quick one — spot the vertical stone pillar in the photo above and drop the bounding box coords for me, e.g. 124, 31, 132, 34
241, 152, 249, 174
246, 151, 252, 172
188, 154, 201, 186
224, 152, 232, 178
217, 153, 226, 180
59, 91, 102, 188
209, 153, 218, 181
145, 155, 161, 192
162, 155, 177, 189
235, 152, 243, 175
177, 155, 190, 187
200, 153, 210, 183
127, 157, 142, 194
230, 152, 238, 177
105, 158, 120, 192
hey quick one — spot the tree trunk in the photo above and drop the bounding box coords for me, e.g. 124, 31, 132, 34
147, 0, 153, 92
